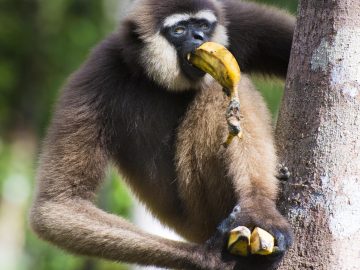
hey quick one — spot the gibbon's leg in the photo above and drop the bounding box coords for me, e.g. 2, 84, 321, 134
176, 77, 292, 251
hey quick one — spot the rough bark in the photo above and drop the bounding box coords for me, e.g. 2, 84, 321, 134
276, 1, 360, 269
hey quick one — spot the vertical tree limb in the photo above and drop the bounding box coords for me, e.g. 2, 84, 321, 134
276, 1, 360, 269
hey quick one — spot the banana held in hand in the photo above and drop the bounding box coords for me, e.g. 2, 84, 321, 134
188, 42, 243, 147
227, 226, 251, 256
250, 227, 275, 255
227, 226, 275, 256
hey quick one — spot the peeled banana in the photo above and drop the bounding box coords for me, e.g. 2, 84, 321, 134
227, 226, 251, 256
227, 226, 275, 257
188, 42, 242, 147
250, 227, 275, 255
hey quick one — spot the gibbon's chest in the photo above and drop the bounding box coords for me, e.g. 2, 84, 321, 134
109, 82, 194, 182
106, 83, 195, 222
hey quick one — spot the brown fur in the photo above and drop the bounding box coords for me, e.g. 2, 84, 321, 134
175, 77, 280, 242
30, 0, 295, 269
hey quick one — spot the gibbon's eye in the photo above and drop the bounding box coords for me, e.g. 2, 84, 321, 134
200, 22, 210, 31
173, 26, 186, 35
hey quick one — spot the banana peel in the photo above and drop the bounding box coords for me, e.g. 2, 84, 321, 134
187, 42, 241, 93
188, 42, 242, 147
227, 226, 276, 257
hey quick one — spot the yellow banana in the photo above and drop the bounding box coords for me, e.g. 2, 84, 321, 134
250, 227, 275, 255
227, 226, 251, 256
188, 42, 243, 147
188, 42, 241, 93
227, 226, 276, 257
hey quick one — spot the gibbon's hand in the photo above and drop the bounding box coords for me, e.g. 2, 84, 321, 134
198, 205, 292, 270
229, 200, 293, 257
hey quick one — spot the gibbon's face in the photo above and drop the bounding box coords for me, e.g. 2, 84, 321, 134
160, 10, 218, 81
131, 0, 229, 91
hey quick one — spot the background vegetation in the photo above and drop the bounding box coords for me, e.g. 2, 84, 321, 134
0, 0, 297, 269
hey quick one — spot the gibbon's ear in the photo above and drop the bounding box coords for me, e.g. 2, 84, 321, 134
124, 20, 141, 42
224, 0, 295, 77
119, 19, 146, 72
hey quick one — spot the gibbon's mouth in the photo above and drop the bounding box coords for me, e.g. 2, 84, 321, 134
182, 53, 206, 79
186, 53, 191, 62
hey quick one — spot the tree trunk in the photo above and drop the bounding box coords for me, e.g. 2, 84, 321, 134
276, 1, 360, 269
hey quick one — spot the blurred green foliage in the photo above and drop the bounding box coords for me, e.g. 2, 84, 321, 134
0, 0, 297, 270
251, 0, 298, 118
254, 0, 298, 13
0, 0, 114, 136
0, 1, 131, 270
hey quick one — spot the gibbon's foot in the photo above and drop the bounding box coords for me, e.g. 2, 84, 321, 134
199, 205, 291, 270
212, 204, 293, 255
219, 205, 242, 234
205, 205, 242, 250
230, 202, 293, 256
276, 165, 291, 181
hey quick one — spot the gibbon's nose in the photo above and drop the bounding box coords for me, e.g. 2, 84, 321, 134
193, 30, 205, 41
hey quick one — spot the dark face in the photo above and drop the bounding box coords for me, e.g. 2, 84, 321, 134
161, 18, 217, 81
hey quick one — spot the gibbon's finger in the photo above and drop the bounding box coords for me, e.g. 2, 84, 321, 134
220, 204, 242, 234
207, 205, 242, 249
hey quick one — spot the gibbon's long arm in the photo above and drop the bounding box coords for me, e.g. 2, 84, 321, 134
224, 0, 296, 77
30, 94, 202, 269
29, 54, 205, 269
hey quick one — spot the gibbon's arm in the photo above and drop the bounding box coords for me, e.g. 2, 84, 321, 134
29, 97, 203, 269
224, 0, 296, 77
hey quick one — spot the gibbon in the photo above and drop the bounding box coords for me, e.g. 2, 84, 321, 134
30, 0, 295, 269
